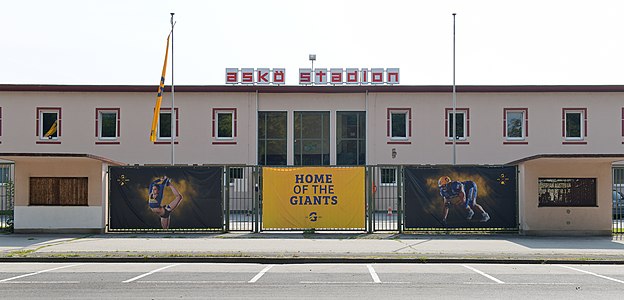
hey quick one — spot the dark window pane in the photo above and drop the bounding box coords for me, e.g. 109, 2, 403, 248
301, 113, 322, 138
258, 112, 287, 166
218, 113, 233, 138
294, 111, 329, 166
507, 112, 523, 138
42, 112, 58, 138
101, 112, 117, 138
159, 112, 172, 138
337, 112, 366, 166
391, 113, 406, 138
381, 168, 396, 184
266, 140, 287, 165
337, 140, 358, 165
566, 112, 582, 138
266, 112, 287, 139
448, 112, 465, 138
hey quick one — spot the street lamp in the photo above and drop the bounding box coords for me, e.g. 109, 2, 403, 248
309, 54, 316, 70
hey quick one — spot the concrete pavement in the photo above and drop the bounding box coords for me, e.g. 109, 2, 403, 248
1, 232, 624, 263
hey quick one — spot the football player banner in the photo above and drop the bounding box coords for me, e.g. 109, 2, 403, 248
109, 166, 222, 230
404, 166, 517, 229
262, 167, 365, 229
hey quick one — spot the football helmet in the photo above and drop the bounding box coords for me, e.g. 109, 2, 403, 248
437, 176, 452, 188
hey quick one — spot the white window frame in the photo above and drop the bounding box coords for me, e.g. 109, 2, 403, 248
216, 111, 235, 139
157, 110, 175, 140
97, 109, 119, 140
564, 110, 584, 140
505, 110, 526, 140
447, 110, 467, 140
390, 111, 408, 140
38, 109, 60, 140
380, 167, 397, 186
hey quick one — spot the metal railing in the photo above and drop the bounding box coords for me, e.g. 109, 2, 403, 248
0, 163, 14, 232
613, 167, 624, 235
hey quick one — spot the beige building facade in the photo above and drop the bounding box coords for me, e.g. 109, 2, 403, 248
1, 84, 623, 234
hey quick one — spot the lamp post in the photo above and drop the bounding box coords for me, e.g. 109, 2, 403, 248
452, 13, 457, 165
309, 54, 316, 84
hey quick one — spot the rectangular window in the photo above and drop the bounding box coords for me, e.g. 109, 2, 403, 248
96, 108, 120, 141
621, 107, 623, 139
538, 178, 596, 207
380, 168, 397, 185
337, 111, 366, 165
258, 111, 287, 165
212, 108, 237, 144
217, 112, 233, 138
391, 113, 407, 138
0, 164, 11, 184
37, 107, 61, 140
445, 108, 469, 140
157, 108, 178, 140
294, 111, 330, 166
29, 177, 88, 206
504, 108, 528, 141
562, 108, 586, 141
386, 108, 411, 143
229, 167, 243, 184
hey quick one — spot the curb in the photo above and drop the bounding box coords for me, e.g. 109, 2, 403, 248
2, 256, 624, 265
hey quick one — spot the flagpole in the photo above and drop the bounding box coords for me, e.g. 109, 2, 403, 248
452, 13, 457, 165
170, 12, 175, 166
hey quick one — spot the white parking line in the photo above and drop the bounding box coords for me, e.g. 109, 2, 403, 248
4, 281, 80, 284
0, 264, 84, 283
462, 265, 505, 284
122, 264, 180, 283
561, 266, 624, 284
366, 264, 381, 283
248, 265, 273, 283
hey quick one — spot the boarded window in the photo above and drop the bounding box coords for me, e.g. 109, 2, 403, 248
29, 177, 88, 206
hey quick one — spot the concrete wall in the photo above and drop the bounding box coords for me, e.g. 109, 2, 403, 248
519, 158, 613, 235
1, 90, 622, 166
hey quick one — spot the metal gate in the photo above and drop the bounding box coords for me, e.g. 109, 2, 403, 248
224, 166, 259, 232
613, 167, 624, 235
0, 163, 14, 232
368, 166, 401, 232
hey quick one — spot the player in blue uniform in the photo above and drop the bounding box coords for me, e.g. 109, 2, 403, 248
148, 177, 183, 229
438, 176, 490, 225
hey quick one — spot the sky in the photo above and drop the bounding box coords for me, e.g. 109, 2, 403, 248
2, 0, 623, 86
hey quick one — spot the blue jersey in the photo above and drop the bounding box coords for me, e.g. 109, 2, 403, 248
440, 181, 477, 207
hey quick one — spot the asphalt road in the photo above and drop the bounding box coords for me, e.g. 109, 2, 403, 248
1, 262, 624, 299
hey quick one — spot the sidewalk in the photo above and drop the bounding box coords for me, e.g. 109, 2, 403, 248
1, 233, 624, 264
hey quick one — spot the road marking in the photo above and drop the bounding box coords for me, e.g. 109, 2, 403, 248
464, 282, 576, 285
366, 264, 381, 283
122, 264, 180, 283
5, 281, 80, 284
300, 281, 409, 284
141, 280, 246, 284
561, 266, 624, 284
462, 265, 505, 284
0, 264, 83, 283
248, 265, 273, 283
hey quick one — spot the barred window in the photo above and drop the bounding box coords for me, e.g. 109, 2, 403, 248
381, 168, 397, 185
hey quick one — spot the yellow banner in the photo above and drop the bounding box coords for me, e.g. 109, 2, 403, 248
149, 34, 171, 142
262, 167, 365, 229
